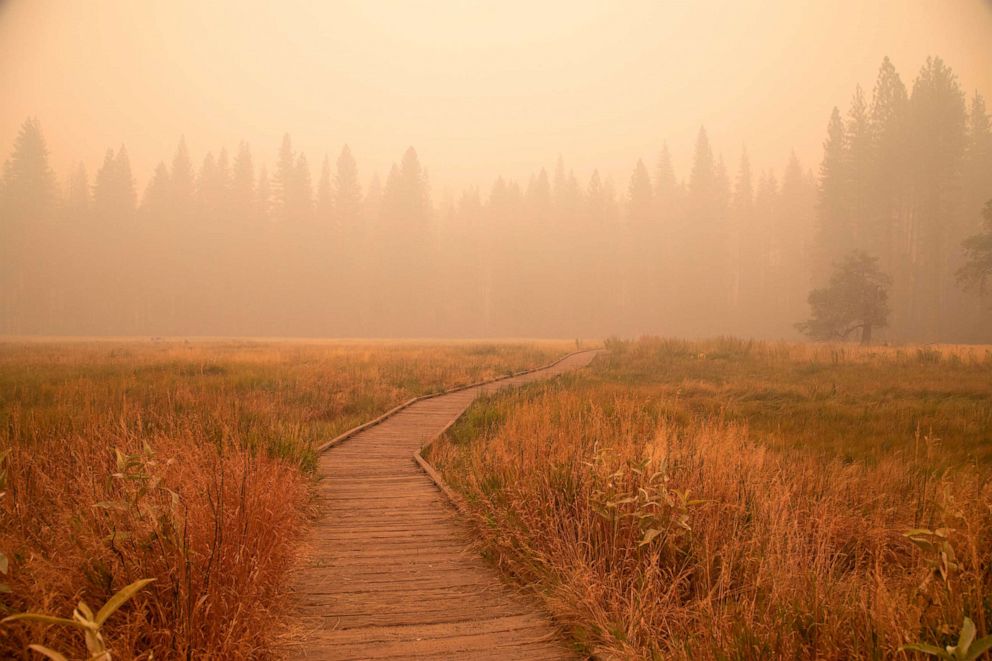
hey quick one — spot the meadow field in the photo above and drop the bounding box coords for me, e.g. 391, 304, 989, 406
428, 338, 992, 659
0, 339, 571, 659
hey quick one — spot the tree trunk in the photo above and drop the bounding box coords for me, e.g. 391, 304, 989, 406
861, 323, 873, 345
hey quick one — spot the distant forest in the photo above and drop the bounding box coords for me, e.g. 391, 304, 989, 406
2, 57, 991, 340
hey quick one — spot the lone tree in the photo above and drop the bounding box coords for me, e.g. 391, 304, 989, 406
797, 251, 891, 344
957, 199, 992, 298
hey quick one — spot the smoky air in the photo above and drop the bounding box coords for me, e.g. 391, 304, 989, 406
1, 1, 991, 342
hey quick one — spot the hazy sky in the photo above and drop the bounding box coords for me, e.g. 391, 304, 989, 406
2, 0, 991, 198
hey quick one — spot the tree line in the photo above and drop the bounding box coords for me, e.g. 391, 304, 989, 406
1, 56, 990, 340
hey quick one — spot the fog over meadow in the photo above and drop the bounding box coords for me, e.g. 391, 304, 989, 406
2, 1, 992, 340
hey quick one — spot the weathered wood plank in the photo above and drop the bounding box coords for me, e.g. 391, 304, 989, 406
285, 350, 599, 660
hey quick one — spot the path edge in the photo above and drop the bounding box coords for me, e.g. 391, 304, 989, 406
314, 347, 601, 453
413, 348, 604, 513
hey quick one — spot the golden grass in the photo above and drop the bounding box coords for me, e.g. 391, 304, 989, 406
0, 338, 570, 659
429, 338, 992, 659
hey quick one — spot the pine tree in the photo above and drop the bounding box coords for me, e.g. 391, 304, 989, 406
683, 127, 731, 330
525, 167, 551, 220
140, 163, 171, 222
587, 170, 608, 224
732, 149, 756, 318
294, 153, 313, 222
63, 163, 91, 223
255, 166, 271, 224
964, 93, 992, 228
552, 155, 567, 220
626, 159, 653, 224
778, 152, 816, 324
197, 151, 230, 225
797, 251, 892, 344
363, 173, 382, 221
231, 142, 256, 224
906, 56, 967, 339
654, 143, 681, 218
215, 148, 231, 222
957, 200, 992, 298
93, 146, 136, 224
273, 133, 296, 223
170, 137, 195, 221
815, 107, 850, 278
868, 57, 909, 271
845, 85, 872, 248
0, 117, 57, 224
333, 145, 363, 227
382, 147, 430, 225
316, 154, 333, 224
652, 143, 682, 319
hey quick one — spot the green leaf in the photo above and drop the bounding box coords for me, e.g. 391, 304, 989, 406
83, 626, 105, 655
965, 636, 992, 661
909, 538, 937, 555
900, 642, 953, 659
639, 528, 663, 547
27, 644, 69, 661
955, 617, 976, 656
75, 600, 95, 624
94, 577, 155, 626
904, 528, 936, 538
1, 613, 87, 629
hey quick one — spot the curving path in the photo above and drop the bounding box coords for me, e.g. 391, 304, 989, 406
287, 350, 600, 660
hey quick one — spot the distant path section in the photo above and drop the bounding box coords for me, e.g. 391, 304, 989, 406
288, 349, 601, 660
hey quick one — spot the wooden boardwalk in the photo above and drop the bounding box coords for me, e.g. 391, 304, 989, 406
287, 350, 599, 660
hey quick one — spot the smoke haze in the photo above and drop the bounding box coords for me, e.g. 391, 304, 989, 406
1, 1, 991, 340
3, 0, 991, 192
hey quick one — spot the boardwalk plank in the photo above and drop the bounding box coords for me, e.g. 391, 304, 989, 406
286, 351, 598, 660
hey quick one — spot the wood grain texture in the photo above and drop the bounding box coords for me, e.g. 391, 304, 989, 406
286, 350, 600, 660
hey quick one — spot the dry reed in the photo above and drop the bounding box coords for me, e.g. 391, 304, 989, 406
430, 338, 992, 659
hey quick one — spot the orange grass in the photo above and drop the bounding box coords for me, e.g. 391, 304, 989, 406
429, 338, 992, 659
0, 339, 569, 659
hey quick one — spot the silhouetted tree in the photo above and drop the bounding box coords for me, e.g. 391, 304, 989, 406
93, 146, 136, 224
775, 153, 815, 323
1, 117, 57, 223
957, 200, 992, 298
815, 107, 850, 278
294, 153, 313, 222
255, 166, 271, 224
845, 86, 872, 247
62, 163, 91, 223
230, 142, 256, 224
626, 159, 652, 225
197, 150, 231, 224
140, 162, 171, 222
905, 56, 967, 339
0, 118, 58, 332
363, 173, 382, 221
333, 145, 363, 227
682, 127, 730, 332
273, 134, 295, 223
170, 138, 195, 221
798, 251, 891, 344
867, 57, 908, 272
731, 149, 755, 316
316, 155, 333, 224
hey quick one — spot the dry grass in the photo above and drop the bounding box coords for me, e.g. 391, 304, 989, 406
0, 338, 569, 659
429, 338, 992, 659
